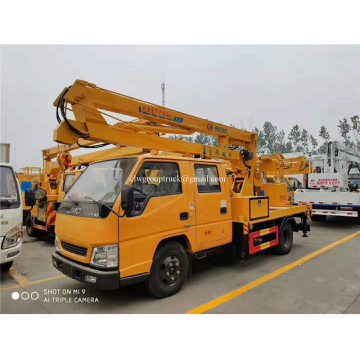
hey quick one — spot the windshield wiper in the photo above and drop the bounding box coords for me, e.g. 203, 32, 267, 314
85, 196, 124, 218
84, 195, 99, 204
67, 195, 79, 205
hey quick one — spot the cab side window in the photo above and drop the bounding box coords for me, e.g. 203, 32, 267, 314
133, 161, 182, 197
194, 164, 221, 193
286, 182, 293, 192
63, 174, 76, 193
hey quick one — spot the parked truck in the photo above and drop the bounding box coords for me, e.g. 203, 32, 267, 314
24, 143, 144, 237
295, 141, 360, 221
49, 80, 311, 298
1, 155, 23, 271
0, 143, 10, 163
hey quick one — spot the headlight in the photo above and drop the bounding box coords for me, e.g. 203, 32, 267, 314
2, 224, 23, 249
90, 244, 118, 268
54, 235, 60, 252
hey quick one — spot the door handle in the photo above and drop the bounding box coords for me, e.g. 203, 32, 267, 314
180, 212, 189, 220
220, 207, 227, 215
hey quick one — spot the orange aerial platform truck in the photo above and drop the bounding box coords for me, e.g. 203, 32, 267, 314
48, 80, 311, 298
24, 142, 144, 237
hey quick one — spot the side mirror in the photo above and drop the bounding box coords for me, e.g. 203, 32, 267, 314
121, 185, 135, 217
25, 189, 35, 207
34, 189, 47, 201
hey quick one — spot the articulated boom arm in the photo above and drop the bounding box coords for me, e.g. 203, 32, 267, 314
53, 80, 258, 172
330, 141, 360, 165
42, 139, 103, 178
259, 154, 310, 177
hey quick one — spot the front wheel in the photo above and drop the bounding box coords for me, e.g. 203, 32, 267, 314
271, 222, 293, 255
26, 213, 39, 237
0, 261, 13, 272
145, 242, 189, 298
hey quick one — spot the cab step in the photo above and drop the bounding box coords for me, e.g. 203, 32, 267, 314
194, 251, 206, 260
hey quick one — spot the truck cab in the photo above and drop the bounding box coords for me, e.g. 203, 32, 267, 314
0, 163, 23, 271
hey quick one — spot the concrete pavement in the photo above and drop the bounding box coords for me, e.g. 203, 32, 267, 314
1, 217, 359, 314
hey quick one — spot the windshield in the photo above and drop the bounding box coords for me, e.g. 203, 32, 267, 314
0, 166, 20, 208
62, 158, 137, 205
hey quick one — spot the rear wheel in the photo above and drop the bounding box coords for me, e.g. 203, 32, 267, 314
145, 242, 189, 298
271, 222, 293, 255
26, 213, 39, 237
356, 211, 360, 224
0, 261, 13, 272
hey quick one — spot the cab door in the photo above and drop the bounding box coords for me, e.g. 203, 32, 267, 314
118, 160, 195, 278
191, 163, 232, 246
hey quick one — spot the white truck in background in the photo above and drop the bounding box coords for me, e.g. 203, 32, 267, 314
0, 144, 23, 271
0, 143, 10, 163
295, 141, 360, 222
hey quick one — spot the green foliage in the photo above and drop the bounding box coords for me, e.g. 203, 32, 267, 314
319, 125, 330, 141
288, 125, 302, 152
168, 133, 217, 146
337, 115, 360, 150
318, 125, 330, 154
338, 118, 352, 147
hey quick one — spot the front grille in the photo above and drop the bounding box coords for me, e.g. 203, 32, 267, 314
61, 241, 88, 257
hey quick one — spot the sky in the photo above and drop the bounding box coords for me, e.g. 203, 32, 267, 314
1, 45, 359, 170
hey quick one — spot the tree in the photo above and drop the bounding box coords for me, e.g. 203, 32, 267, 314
318, 125, 330, 154
309, 135, 318, 154
350, 115, 360, 151
338, 118, 352, 147
285, 141, 293, 153
319, 125, 330, 141
168, 134, 193, 142
262, 121, 278, 154
194, 133, 217, 147
300, 129, 309, 152
255, 127, 266, 154
288, 125, 302, 152
274, 129, 287, 153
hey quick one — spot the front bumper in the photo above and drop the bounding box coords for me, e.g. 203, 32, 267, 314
0, 237, 22, 264
52, 252, 120, 290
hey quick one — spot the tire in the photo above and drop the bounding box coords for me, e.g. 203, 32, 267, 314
1, 261, 13, 272
145, 242, 189, 298
311, 214, 326, 222
355, 210, 360, 224
23, 211, 29, 226
271, 222, 293, 255
26, 213, 39, 237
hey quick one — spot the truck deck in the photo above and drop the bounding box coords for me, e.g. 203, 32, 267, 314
247, 204, 310, 225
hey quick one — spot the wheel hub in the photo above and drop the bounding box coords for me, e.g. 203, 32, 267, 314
160, 255, 181, 286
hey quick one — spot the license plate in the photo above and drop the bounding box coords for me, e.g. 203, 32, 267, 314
62, 262, 75, 278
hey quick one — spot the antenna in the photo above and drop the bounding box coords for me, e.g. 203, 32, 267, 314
161, 71, 165, 107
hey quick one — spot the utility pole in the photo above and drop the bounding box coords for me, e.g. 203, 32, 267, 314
14, 147, 17, 171
161, 71, 165, 107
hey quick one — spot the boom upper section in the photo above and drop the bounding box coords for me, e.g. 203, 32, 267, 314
53, 80, 258, 173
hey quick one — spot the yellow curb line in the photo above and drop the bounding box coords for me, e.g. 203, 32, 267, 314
1, 273, 66, 292
186, 230, 360, 314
